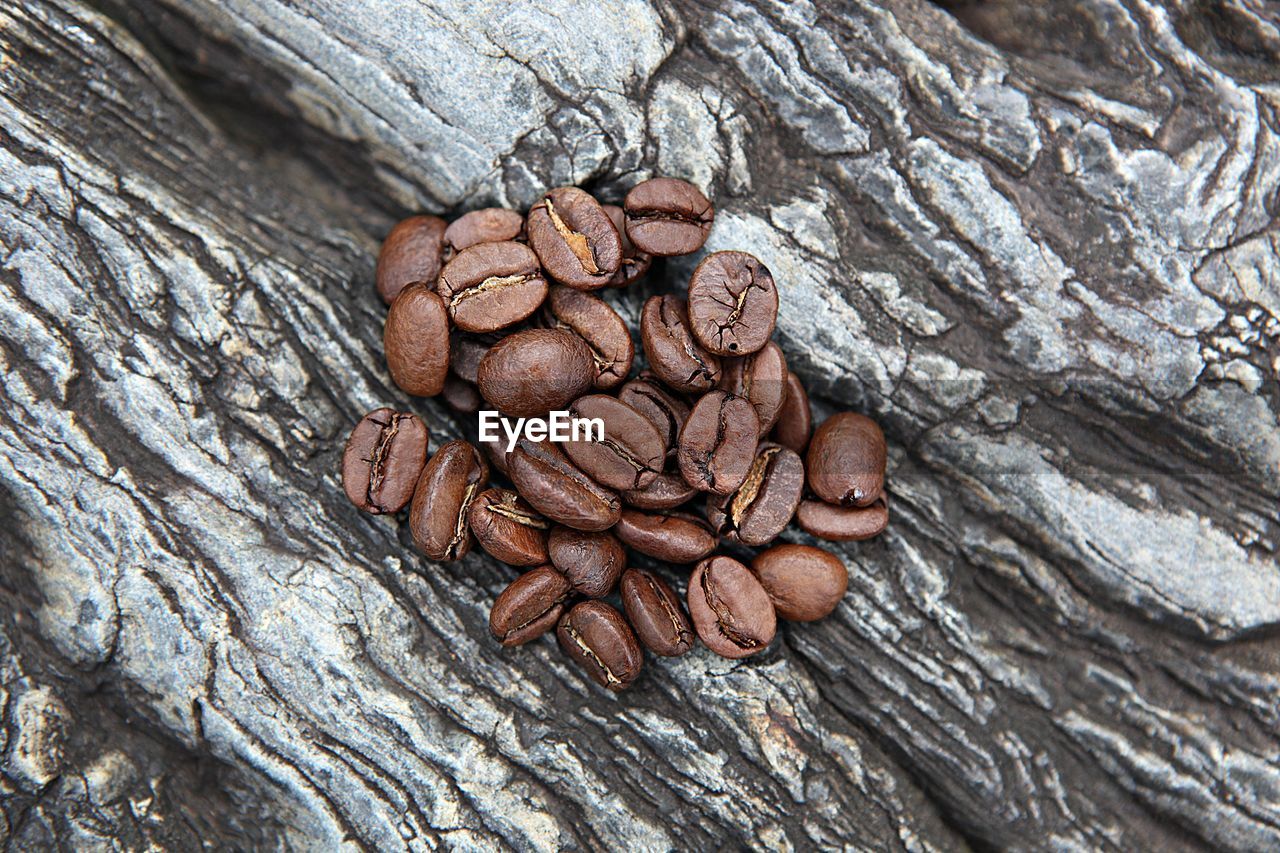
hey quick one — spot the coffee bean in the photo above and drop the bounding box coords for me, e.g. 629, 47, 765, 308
526, 187, 621, 290
556, 601, 643, 691
560, 395, 665, 491
468, 487, 550, 567
706, 443, 803, 546
795, 496, 888, 541
618, 375, 689, 457
384, 282, 450, 397
490, 565, 570, 646
718, 341, 788, 436
640, 295, 721, 394
341, 408, 429, 514
477, 328, 594, 417
376, 215, 446, 304
437, 241, 547, 333
623, 177, 714, 256
677, 391, 760, 496
613, 509, 717, 563
508, 439, 621, 532
770, 371, 812, 453
479, 432, 511, 477
752, 544, 848, 621
542, 286, 633, 390
409, 440, 488, 561
687, 556, 776, 659
620, 569, 694, 657
621, 470, 700, 510
441, 375, 482, 414
602, 204, 652, 288
807, 412, 886, 506
449, 332, 496, 385
547, 525, 625, 598
687, 251, 778, 356
444, 208, 524, 256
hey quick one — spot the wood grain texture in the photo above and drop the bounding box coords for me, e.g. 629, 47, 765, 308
1, 0, 1277, 848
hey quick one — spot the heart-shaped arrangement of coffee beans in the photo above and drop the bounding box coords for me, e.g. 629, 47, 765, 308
344, 178, 889, 691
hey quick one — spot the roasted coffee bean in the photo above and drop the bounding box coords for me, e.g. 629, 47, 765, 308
807, 412, 886, 506
409, 440, 488, 561
602, 204, 652, 288
556, 601, 643, 691
437, 241, 547, 333
795, 496, 888, 541
621, 470, 700, 510
618, 375, 689, 457
449, 332, 494, 385
490, 565, 571, 646
677, 391, 760, 496
620, 569, 694, 657
376, 214, 446, 304
687, 556, 776, 659
560, 395, 665, 491
384, 282, 450, 397
613, 509, 717, 563
542, 286, 633, 390
640, 295, 721, 394
718, 341, 787, 436
479, 432, 512, 476
444, 208, 524, 256
547, 525, 625, 598
623, 177, 714, 256
752, 544, 848, 621
341, 408, 429, 514
477, 328, 594, 417
526, 187, 621, 290
687, 251, 778, 356
468, 487, 550, 566
706, 443, 803, 546
770, 371, 812, 453
508, 439, 621, 532
441, 374, 483, 414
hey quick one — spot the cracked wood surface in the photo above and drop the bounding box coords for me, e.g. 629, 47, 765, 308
2, 0, 1278, 849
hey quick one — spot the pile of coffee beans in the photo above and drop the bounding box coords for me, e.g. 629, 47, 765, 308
343, 178, 889, 691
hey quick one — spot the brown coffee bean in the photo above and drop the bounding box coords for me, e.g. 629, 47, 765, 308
560, 395, 665, 491
603, 204, 652, 288
556, 601, 643, 691
618, 375, 690, 457
479, 432, 511, 477
542, 286, 633, 390
795, 496, 888, 541
770, 371, 812, 453
718, 341, 787, 436
687, 251, 778, 356
437, 241, 547, 333
490, 565, 571, 646
620, 569, 694, 657
547, 525, 625, 598
640, 295, 721, 394
508, 439, 621, 532
341, 408, 429, 514
444, 208, 524, 255
376, 215, 446, 304
677, 391, 760, 496
526, 187, 621, 290
384, 282, 450, 397
409, 440, 488, 561
687, 556, 776, 659
614, 509, 717, 563
441, 375, 483, 414
621, 470, 700, 510
706, 443, 803, 546
449, 332, 494, 385
468, 487, 550, 567
807, 412, 886, 506
752, 544, 848, 621
477, 328, 594, 417
623, 177, 714, 256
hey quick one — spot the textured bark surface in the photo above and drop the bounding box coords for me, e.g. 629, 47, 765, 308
2, 0, 1278, 848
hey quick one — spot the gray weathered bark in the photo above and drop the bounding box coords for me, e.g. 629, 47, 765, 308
2, 0, 1277, 848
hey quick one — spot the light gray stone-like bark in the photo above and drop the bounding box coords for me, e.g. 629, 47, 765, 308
1, 0, 1277, 848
